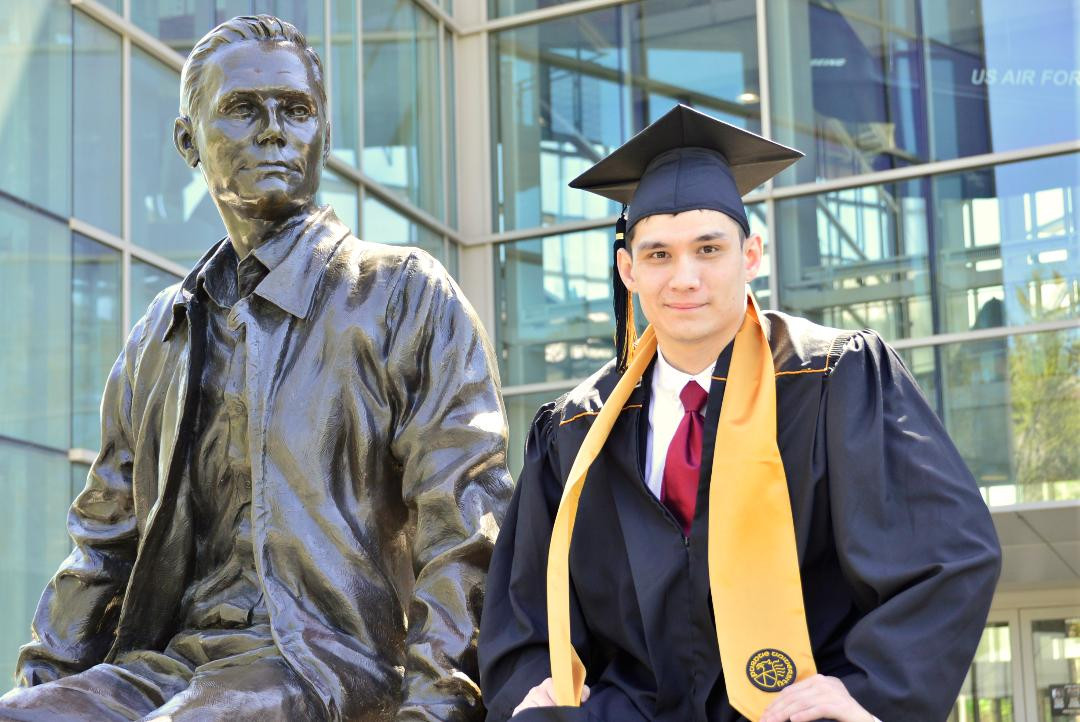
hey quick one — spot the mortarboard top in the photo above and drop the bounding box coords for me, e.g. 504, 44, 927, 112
567, 104, 804, 371
570, 103, 803, 207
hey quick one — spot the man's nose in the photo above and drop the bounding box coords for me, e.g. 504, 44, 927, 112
669, 255, 701, 290
256, 105, 286, 146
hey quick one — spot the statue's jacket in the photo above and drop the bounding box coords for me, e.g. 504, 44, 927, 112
16, 206, 512, 721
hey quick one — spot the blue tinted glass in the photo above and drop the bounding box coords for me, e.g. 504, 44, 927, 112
0, 1, 71, 217
0, 199, 72, 450
72, 236, 123, 452
363, 0, 444, 219
899, 329, 1080, 506
362, 195, 446, 264
74, 12, 123, 236
130, 260, 182, 330
0, 442, 74, 687
330, 0, 360, 167
491, 0, 760, 232
130, 48, 225, 269
769, 0, 1080, 185
318, 168, 360, 233
495, 228, 616, 385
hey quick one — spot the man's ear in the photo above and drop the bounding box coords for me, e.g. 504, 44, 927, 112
615, 246, 636, 292
174, 116, 199, 168
322, 120, 332, 164
743, 232, 764, 282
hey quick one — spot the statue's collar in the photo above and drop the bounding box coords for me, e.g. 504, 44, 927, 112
165, 205, 350, 340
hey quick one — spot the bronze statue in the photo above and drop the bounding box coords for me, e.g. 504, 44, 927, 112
0, 15, 510, 721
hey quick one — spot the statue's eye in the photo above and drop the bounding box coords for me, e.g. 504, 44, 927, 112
287, 104, 312, 120
229, 102, 255, 118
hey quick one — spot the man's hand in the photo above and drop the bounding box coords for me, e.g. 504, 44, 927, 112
512, 677, 591, 716
760, 674, 875, 722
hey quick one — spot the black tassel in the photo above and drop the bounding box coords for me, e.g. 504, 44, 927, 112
612, 210, 637, 372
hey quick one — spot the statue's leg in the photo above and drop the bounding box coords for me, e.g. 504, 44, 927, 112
139, 652, 324, 722
0, 655, 192, 722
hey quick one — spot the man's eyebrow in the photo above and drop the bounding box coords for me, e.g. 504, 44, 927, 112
694, 230, 734, 242
218, 88, 316, 104
633, 239, 668, 254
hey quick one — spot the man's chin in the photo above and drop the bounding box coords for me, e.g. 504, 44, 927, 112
228, 191, 312, 221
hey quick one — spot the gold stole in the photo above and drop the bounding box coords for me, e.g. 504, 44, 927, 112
546, 292, 816, 720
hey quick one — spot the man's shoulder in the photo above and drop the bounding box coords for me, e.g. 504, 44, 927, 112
330, 233, 455, 295
764, 310, 861, 375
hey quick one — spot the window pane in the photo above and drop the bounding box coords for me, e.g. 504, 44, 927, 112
445, 27, 457, 229
898, 329, 1080, 506
505, 391, 566, 478
933, 153, 1080, 334
74, 11, 123, 236
0, 199, 72, 450
490, 0, 760, 232
363, 0, 444, 219
331, 0, 360, 166
0, 0, 71, 217
72, 236, 122, 452
490, 0, 577, 17
130, 260, 182, 331
318, 168, 360, 233
948, 622, 1015, 722
768, 0, 1080, 186
1031, 616, 1080, 722
777, 154, 1080, 341
130, 48, 225, 269
496, 228, 615, 386
362, 195, 445, 264
0, 442, 75, 687
776, 178, 934, 340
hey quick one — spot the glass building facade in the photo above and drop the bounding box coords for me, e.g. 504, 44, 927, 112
1, 0, 1077, 717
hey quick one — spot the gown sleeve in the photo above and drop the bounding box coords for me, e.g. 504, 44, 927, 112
823, 330, 1002, 721
478, 403, 652, 722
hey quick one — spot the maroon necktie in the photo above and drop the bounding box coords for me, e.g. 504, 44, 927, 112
661, 380, 708, 535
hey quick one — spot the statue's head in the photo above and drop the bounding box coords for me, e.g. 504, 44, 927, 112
173, 15, 330, 222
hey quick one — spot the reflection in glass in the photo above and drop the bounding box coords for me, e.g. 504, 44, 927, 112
130, 48, 225, 268
490, 0, 576, 18
899, 329, 1080, 505
776, 178, 933, 340
490, 0, 760, 232
318, 168, 360, 233
72, 236, 123, 452
362, 195, 446, 265
496, 227, 615, 386
768, 0, 1080, 185
777, 154, 1080, 341
331, 0, 360, 166
130, 260, 182, 332
948, 622, 1014, 722
0, 0, 71, 217
363, 0, 443, 219
0, 442, 74, 688
133, 1, 325, 56
74, 12, 122, 236
505, 391, 566, 478
0, 199, 71, 451
1032, 617, 1080, 722
933, 153, 1080, 334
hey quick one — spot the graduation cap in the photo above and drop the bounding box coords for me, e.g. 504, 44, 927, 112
569, 104, 803, 370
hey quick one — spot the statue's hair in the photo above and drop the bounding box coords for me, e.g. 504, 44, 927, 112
179, 14, 326, 120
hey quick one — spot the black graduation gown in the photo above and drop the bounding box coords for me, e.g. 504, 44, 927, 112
478, 312, 1002, 722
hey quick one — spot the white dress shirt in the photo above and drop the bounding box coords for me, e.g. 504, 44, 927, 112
644, 347, 715, 499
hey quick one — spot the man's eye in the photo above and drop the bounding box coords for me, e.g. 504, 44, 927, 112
288, 105, 312, 119
700, 245, 718, 254
650, 251, 668, 259
229, 103, 254, 117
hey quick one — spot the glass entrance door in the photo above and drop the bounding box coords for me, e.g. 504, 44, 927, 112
1021, 606, 1080, 722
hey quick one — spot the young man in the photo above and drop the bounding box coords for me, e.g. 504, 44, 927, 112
1, 16, 509, 721
478, 105, 1001, 722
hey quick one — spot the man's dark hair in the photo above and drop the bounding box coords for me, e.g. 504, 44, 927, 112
179, 15, 327, 121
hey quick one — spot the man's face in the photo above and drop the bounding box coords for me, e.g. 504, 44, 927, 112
616, 209, 762, 355
185, 40, 327, 220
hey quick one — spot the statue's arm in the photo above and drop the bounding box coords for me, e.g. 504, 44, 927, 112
14, 315, 144, 686
388, 253, 513, 721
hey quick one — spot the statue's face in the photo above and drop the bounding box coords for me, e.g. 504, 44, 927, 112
189, 40, 327, 220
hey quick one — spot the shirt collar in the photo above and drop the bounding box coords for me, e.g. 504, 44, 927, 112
194, 239, 240, 309
653, 345, 714, 399
165, 204, 350, 339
